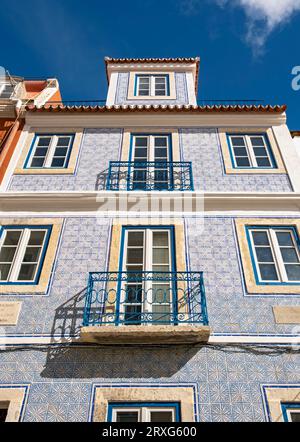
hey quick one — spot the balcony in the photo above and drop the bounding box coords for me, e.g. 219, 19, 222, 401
104, 161, 194, 191
80, 271, 210, 344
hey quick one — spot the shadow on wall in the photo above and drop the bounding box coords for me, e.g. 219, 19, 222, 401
40, 288, 200, 379
95, 169, 109, 190
40, 344, 200, 379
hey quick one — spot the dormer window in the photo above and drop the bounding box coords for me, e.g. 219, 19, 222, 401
135, 74, 169, 97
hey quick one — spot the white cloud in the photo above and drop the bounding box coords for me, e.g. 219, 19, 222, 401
217, 0, 300, 54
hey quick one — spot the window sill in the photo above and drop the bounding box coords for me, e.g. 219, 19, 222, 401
80, 324, 211, 345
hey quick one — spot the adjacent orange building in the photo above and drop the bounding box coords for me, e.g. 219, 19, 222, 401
0, 74, 61, 183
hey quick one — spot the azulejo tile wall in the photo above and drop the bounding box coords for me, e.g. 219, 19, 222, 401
1, 215, 300, 337
9, 129, 123, 192
8, 127, 292, 193
114, 72, 189, 105
0, 346, 298, 422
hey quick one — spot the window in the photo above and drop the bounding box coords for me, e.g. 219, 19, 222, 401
0, 403, 8, 422
108, 403, 180, 422
228, 134, 275, 168
26, 134, 74, 169
130, 134, 171, 190
120, 227, 175, 324
0, 83, 14, 99
0, 226, 51, 284
281, 403, 300, 422
247, 226, 300, 284
136, 75, 169, 97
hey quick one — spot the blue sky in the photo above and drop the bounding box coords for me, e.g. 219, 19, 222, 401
0, 0, 299, 128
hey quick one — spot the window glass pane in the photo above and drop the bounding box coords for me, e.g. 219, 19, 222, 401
30, 157, 45, 167
51, 158, 65, 167
256, 157, 271, 167
54, 147, 68, 157
152, 284, 171, 302
28, 231, 45, 246
0, 407, 8, 422
3, 230, 22, 246
17, 263, 37, 281
153, 232, 169, 246
253, 147, 268, 157
231, 137, 246, 146
255, 247, 274, 262
0, 246, 17, 262
139, 90, 149, 96
57, 137, 71, 147
154, 137, 168, 147
233, 146, 248, 156
152, 264, 169, 272
34, 147, 48, 157
135, 137, 148, 147
152, 304, 171, 322
153, 248, 169, 264
127, 232, 144, 247
37, 137, 51, 147
23, 247, 41, 263
285, 265, 300, 281
252, 231, 269, 246
150, 411, 173, 422
125, 284, 143, 303
155, 90, 165, 96
235, 157, 250, 167
280, 248, 299, 263
0, 264, 11, 281
155, 148, 168, 159
250, 136, 265, 146
290, 412, 300, 422
116, 411, 139, 422
276, 231, 294, 246
127, 248, 143, 264
259, 264, 279, 281
134, 148, 147, 158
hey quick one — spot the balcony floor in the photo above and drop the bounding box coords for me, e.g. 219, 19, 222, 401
80, 325, 211, 345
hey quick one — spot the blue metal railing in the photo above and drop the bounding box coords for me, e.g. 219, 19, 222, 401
82, 271, 208, 327
106, 161, 194, 191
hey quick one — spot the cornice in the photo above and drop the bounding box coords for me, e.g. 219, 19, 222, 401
1, 191, 300, 214
25, 111, 287, 128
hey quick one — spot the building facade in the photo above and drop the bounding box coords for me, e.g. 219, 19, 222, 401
0, 57, 299, 423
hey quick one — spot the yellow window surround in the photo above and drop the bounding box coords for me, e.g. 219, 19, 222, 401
127, 71, 176, 100
14, 128, 83, 175
235, 218, 300, 294
0, 218, 63, 294
92, 386, 195, 422
263, 386, 300, 422
219, 128, 286, 174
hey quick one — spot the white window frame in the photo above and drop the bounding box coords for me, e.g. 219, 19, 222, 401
136, 75, 168, 97
249, 227, 300, 283
112, 406, 176, 422
132, 134, 170, 189
28, 134, 73, 169
229, 134, 273, 168
132, 134, 170, 162
121, 228, 173, 322
0, 227, 48, 283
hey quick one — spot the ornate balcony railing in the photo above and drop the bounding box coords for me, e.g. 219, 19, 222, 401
105, 161, 194, 191
82, 271, 208, 327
